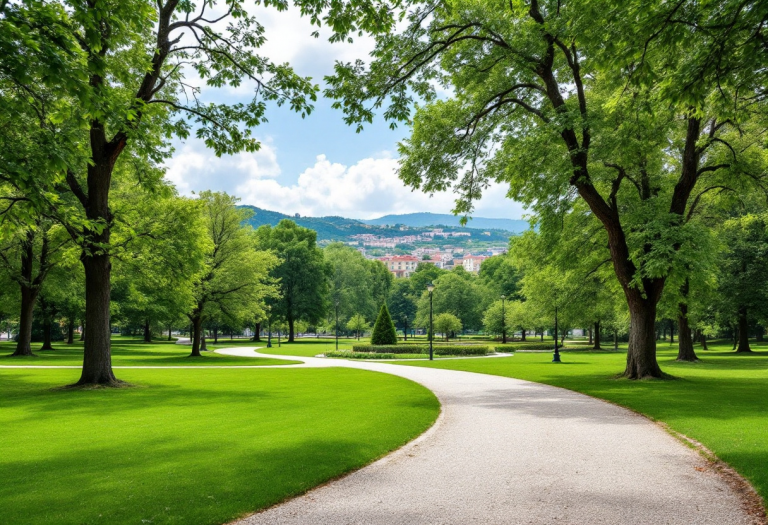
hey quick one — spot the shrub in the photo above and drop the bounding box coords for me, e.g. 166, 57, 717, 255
495, 343, 571, 351
371, 304, 398, 345
325, 351, 397, 359
352, 344, 490, 356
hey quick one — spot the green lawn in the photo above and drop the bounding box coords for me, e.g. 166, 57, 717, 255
396, 341, 768, 506
0, 366, 439, 525
0, 337, 298, 366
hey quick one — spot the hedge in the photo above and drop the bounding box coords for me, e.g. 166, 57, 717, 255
325, 350, 397, 359
495, 343, 573, 351
352, 344, 491, 356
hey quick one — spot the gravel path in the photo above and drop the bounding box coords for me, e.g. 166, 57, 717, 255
214, 347, 753, 525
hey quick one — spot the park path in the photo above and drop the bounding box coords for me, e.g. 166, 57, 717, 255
214, 347, 755, 525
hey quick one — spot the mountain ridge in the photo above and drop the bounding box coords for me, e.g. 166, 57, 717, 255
239, 205, 526, 246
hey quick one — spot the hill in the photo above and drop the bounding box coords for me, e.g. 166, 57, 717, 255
361, 212, 528, 232
239, 206, 524, 247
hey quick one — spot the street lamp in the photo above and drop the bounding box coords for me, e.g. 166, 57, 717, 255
553, 305, 561, 363
335, 297, 340, 351
501, 294, 507, 344
427, 282, 435, 361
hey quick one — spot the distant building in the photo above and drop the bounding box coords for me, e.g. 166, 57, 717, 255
461, 255, 487, 273
379, 255, 421, 278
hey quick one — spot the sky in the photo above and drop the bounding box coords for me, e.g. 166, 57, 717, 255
163, 5, 526, 221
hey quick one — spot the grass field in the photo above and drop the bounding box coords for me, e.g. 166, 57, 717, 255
395, 340, 768, 506
0, 365, 439, 525
0, 337, 299, 366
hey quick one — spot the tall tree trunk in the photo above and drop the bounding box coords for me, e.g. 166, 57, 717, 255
624, 297, 665, 379
67, 319, 75, 345
593, 321, 601, 350
12, 234, 39, 357
588, 328, 593, 345
168, 324, 172, 341
699, 331, 709, 350
13, 287, 38, 357
756, 326, 764, 342
201, 330, 208, 351
190, 316, 202, 357
736, 306, 751, 353
213, 326, 218, 344
676, 279, 697, 362
540, 331, 544, 342
79, 320, 85, 341
521, 329, 526, 342
676, 305, 697, 362
76, 253, 119, 385
669, 319, 675, 344
40, 318, 54, 350
143, 319, 151, 343
252, 321, 261, 342
288, 316, 295, 342
614, 330, 618, 350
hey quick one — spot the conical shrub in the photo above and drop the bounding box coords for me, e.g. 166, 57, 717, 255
371, 304, 398, 345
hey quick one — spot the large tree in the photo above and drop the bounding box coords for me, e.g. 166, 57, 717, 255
2, 0, 397, 385
256, 220, 329, 342
188, 192, 276, 357
327, 0, 768, 378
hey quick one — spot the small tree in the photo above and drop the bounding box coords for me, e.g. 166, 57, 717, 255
434, 313, 462, 342
347, 314, 370, 340
371, 304, 397, 345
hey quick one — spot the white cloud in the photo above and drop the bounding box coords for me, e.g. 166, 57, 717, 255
164, 138, 281, 196
164, 138, 525, 220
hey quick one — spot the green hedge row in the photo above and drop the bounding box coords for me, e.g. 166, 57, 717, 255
352, 344, 491, 356
325, 350, 397, 359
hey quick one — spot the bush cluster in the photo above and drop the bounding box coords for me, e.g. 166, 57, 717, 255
495, 343, 571, 351
325, 350, 397, 359
352, 344, 490, 356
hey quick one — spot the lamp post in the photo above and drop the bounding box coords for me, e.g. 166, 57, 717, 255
553, 305, 561, 363
335, 298, 339, 351
501, 294, 507, 344
427, 282, 435, 361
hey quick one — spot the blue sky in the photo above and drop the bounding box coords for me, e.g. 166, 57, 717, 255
163, 5, 525, 221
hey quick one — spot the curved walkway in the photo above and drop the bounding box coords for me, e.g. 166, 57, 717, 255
215, 347, 754, 525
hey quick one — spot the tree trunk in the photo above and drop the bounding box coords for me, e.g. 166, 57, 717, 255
736, 306, 751, 352
67, 319, 75, 345
593, 321, 601, 350
588, 328, 593, 345
623, 297, 665, 379
168, 325, 172, 341
213, 326, 218, 344
190, 316, 203, 357
252, 322, 261, 342
699, 331, 709, 350
13, 286, 38, 357
669, 319, 675, 344
540, 331, 544, 342
40, 318, 54, 350
756, 326, 764, 342
143, 319, 151, 343
676, 301, 697, 362
201, 330, 208, 351
614, 331, 618, 350
12, 234, 40, 357
76, 253, 119, 385
79, 320, 85, 341
288, 316, 295, 342
521, 329, 526, 342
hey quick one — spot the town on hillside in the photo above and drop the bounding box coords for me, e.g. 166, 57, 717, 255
345, 228, 507, 277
